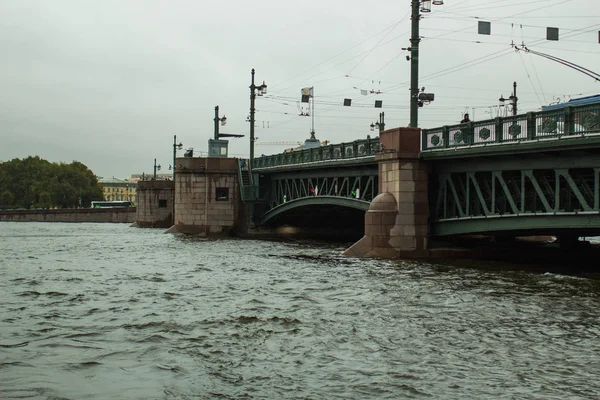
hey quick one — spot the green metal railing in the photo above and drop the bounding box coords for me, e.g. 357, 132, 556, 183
252, 137, 381, 169
237, 159, 258, 202
421, 102, 600, 151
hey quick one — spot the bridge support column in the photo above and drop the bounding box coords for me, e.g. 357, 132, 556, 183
344, 127, 430, 259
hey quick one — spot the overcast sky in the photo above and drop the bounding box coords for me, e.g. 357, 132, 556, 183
1, 0, 599, 179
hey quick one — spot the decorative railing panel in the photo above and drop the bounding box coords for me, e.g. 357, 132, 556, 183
252, 137, 380, 169
422, 100, 600, 151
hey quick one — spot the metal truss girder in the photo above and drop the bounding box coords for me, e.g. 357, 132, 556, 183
596, 168, 600, 210
444, 173, 466, 218
433, 213, 600, 236
432, 167, 600, 236
266, 173, 378, 213
270, 166, 377, 180
431, 153, 600, 174
523, 170, 553, 212
556, 169, 592, 211
493, 171, 520, 215
467, 172, 491, 215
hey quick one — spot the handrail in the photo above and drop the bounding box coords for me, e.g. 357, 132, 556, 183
421, 101, 600, 151
252, 137, 380, 169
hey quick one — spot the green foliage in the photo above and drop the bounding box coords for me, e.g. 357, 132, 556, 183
1, 190, 14, 208
0, 156, 104, 209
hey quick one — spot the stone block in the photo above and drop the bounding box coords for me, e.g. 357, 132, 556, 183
381, 212, 397, 226
396, 192, 415, 203
395, 213, 415, 225
399, 170, 413, 182
399, 181, 416, 193
388, 236, 417, 250
398, 203, 415, 214
415, 224, 428, 236
404, 225, 416, 236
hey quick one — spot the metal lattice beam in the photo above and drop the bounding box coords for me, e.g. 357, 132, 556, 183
432, 167, 600, 236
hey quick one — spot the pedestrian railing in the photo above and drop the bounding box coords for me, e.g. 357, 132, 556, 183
252, 137, 381, 169
421, 101, 600, 151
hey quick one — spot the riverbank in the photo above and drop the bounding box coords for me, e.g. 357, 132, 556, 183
0, 208, 135, 223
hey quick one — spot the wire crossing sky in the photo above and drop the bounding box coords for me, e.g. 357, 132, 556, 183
1, 0, 598, 179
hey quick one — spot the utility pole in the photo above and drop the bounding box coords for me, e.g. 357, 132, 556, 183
172, 135, 182, 180
409, 0, 420, 128
249, 69, 267, 172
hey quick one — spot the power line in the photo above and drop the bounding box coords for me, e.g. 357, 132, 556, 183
271, 19, 407, 91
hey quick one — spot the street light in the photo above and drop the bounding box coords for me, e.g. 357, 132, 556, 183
370, 112, 386, 133
409, 0, 444, 128
171, 135, 183, 180
499, 82, 518, 116
153, 158, 161, 180
213, 106, 228, 140
249, 68, 267, 172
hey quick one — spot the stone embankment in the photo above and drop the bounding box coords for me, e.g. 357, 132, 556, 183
0, 208, 135, 223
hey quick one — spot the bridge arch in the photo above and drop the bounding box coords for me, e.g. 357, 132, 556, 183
260, 195, 370, 225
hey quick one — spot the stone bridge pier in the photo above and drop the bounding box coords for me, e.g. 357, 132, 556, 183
344, 127, 430, 258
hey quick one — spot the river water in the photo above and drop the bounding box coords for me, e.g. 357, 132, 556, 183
1, 222, 599, 400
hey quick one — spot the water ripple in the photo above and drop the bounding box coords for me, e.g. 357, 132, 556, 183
0, 222, 599, 399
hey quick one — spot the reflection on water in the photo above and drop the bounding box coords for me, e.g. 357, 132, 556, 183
0, 222, 599, 399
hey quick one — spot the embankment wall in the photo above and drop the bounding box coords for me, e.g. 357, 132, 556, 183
0, 208, 136, 223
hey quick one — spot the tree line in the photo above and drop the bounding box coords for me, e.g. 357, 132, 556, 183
0, 156, 105, 209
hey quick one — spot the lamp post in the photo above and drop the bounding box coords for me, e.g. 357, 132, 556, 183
213, 106, 228, 140
249, 68, 267, 172
409, 0, 444, 128
153, 158, 161, 180
499, 82, 518, 116
172, 135, 182, 180
370, 112, 386, 133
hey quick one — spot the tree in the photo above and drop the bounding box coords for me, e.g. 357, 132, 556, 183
0, 157, 105, 209
0, 190, 14, 208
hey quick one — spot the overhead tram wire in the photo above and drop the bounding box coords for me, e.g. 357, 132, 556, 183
433, 0, 569, 15
273, 31, 410, 94
517, 46, 600, 81
517, 23, 546, 105
404, 11, 600, 94
270, 18, 408, 92
518, 50, 545, 105
347, 10, 411, 81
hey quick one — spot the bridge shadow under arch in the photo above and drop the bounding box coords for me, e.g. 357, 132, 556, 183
259, 196, 370, 240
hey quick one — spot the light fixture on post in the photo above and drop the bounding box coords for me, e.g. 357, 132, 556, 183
420, 0, 432, 12
213, 105, 228, 140
370, 112, 386, 133
153, 158, 161, 180
249, 68, 267, 173
409, 0, 444, 128
209, 105, 244, 159
171, 135, 183, 180
498, 82, 517, 116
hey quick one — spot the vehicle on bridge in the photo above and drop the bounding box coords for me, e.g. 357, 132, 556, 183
91, 201, 132, 208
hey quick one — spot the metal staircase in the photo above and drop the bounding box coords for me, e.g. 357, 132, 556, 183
238, 159, 258, 202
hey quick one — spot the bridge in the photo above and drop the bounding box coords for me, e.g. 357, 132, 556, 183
239, 98, 600, 257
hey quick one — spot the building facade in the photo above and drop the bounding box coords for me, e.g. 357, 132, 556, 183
98, 178, 138, 205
